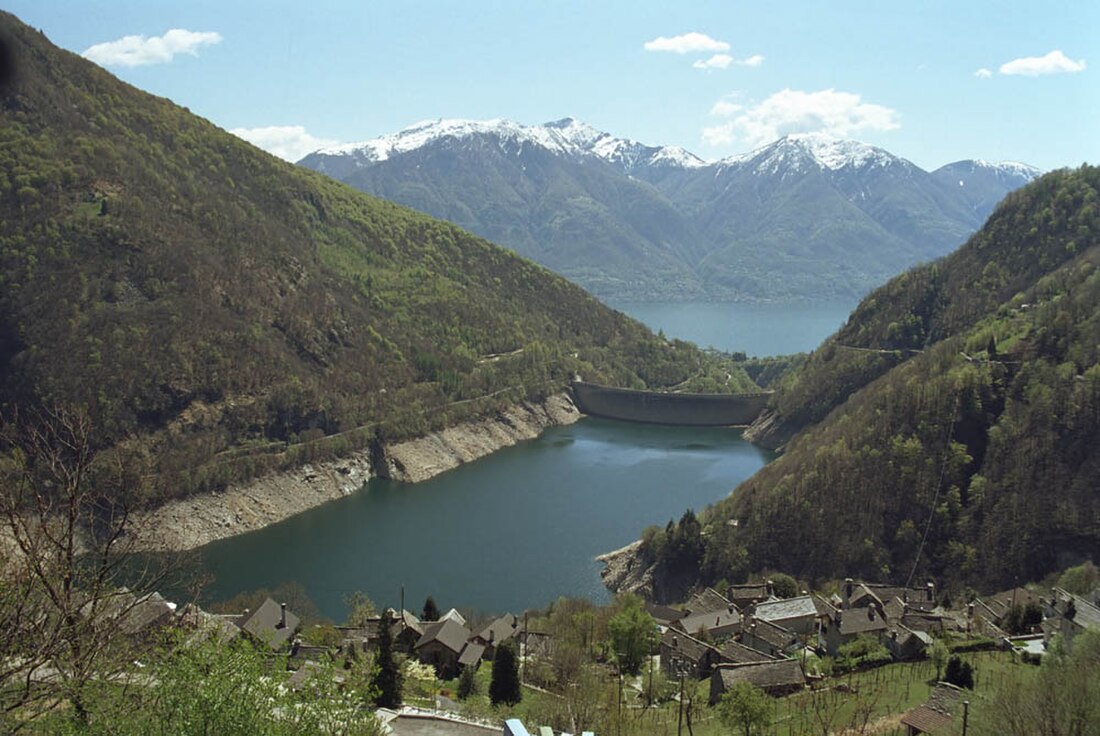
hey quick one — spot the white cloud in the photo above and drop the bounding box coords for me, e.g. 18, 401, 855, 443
230, 125, 340, 163
999, 49, 1086, 76
709, 100, 743, 117
83, 29, 222, 67
693, 54, 733, 70
742, 54, 765, 68
974, 68, 993, 79
644, 32, 729, 54
701, 88, 901, 148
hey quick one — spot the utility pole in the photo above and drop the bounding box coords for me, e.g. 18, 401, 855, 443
677, 664, 686, 736
962, 700, 970, 735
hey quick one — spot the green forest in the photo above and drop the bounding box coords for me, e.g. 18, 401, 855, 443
640, 165, 1100, 595
0, 14, 755, 505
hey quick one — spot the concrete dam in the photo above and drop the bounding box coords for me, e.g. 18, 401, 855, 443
571, 381, 771, 427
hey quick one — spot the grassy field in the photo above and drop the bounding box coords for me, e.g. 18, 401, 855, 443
413, 649, 1039, 735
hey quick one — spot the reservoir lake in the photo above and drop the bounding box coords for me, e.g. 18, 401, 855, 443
195, 299, 857, 619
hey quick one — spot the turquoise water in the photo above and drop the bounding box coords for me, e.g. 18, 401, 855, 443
196, 419, 773, 619
194, 301, 853, 619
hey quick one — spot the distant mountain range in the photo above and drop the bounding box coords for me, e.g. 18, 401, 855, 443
299, 119, 1041, 302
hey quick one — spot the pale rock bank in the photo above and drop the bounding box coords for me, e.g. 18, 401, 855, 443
597, 539, 655, 599
141, 394, 580, 551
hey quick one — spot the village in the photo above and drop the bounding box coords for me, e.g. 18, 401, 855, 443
35, 566, 1098, 736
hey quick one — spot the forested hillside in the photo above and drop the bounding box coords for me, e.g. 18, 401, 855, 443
0, 14, 746, 504
637, 166, 1100, 595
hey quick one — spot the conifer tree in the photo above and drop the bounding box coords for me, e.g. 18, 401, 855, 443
422, 596, 440, 622
489, 642, 521, 706
372, 610, 403, 708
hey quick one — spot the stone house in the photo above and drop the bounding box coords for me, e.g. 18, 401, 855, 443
659, 629, 723, 680
819, 605, 889, 656
672, 605, 741, 641
414, 618, 473, 679
752, 595, 817, 636
708, 660, 806, 703
740, 616, 799, 659
471, 613, 520, 661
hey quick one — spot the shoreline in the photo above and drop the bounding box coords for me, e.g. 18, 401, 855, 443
138, 393, 580, 551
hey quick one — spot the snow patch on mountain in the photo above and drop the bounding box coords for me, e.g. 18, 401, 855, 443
719, 133, 913, 177
311, 117, 705, 172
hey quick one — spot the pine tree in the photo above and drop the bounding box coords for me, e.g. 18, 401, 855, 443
489, 642, 521, 706
422, 596, 440, 622
372, 610, 403, 708
457, 664, 479, 700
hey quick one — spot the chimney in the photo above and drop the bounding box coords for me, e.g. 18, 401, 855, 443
280, 602, 287, 629
867, 607, 875, 621
715, 616, 721, 628
489, 630, 495, 644
836, 611, 843, 627
967, 603, 975, 619
844, 578, 854, 609
672, 636, 678, 648
926, 582, 935, 603
891, 630, 898, 641
766, 579, 774, 597
728, 605, 736, 616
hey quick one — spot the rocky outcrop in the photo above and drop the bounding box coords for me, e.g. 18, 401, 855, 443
741, 407, 793, 451
597, 540, 655, 599
140, 394, 580, 551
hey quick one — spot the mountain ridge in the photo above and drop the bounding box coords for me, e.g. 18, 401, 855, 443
300, 118, 1041, 302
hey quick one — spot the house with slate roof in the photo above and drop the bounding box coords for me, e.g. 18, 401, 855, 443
726, 582, 773, 609
883, 624, 932, 661
240, 598, 300, 651
672, 605, 741, 641
415, 618, 473, 678
740, 616, 799, 659
708, 660, 806, 703
900, 682, 964, 734
1043, 587, 1100, 651
659, 628, 723, 680
685, 588, 734, 615
752, 595, 817, 636
820, 605, 889, 656
719, 638, 777, 665
472, 613, 520, 661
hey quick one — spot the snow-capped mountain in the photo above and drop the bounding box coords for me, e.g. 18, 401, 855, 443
718, 132, 915, 176
306, 117, 705, 179
932, 159, 1043, 220
298, 120, 1040, 302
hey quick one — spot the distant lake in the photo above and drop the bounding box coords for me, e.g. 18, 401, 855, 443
609, 300, 859, 356
194, 300, 854, 620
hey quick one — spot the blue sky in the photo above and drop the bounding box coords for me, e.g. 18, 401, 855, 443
9, 1, 1098, 170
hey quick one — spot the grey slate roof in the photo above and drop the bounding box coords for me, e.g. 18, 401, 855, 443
685, 588, 733, 615
719, 639, 776, 664
715, 660, 805, 691
415, 618, 472, 655
458, 641, 486, 666
241, 598, 300, 650
744, 617, 797, 649
753, 595, 816, 624
475, 614, 520, 645
677, 606, 740, 636
661, 628, 715, 664
727, 583, 769, 606
836, 607, 889, 636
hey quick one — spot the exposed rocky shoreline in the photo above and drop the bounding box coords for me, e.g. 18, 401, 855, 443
140, 394, 580, 551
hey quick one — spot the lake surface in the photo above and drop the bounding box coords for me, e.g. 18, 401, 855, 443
195, 300, 855, 620
609, 300, 859, 356
197, 419, 772, 619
